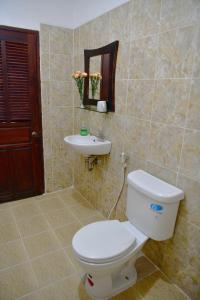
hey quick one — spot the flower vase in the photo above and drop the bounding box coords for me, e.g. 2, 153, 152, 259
80, 95, 85, 109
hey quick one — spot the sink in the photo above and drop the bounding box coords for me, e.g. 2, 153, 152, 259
64, 135, 111, 156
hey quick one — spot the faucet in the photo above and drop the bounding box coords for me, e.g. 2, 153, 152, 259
91, 130, 105, 141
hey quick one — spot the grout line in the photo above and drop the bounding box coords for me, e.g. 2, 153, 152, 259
10, 209, 40, 288
16, 272, 79, 300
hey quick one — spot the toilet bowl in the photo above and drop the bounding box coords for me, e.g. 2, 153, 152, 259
72, 170, 184, 299
72, 220, 148, 299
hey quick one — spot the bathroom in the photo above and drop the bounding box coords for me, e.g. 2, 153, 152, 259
0, 0, 200, 299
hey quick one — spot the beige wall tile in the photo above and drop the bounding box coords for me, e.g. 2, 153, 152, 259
152, 79, 190, 127
146, 161, 177, 185
109, 2, 131, 44
186, 79, 200, 130
177, 174, 200, 227
156, 26, 195, 78
179, 129, 200, 181
50, 81, 73, 107
49, 26, 73, 56
40, 54, 50, 81
149, 123, 184, 170
160, 0, 200, 32
127, 80, 154, 119
131, 0, 161, 39
129, 35, 158, 79
125, 116, 151, 160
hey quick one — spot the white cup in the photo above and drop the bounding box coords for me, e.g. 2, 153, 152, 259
97, 101, 107, 112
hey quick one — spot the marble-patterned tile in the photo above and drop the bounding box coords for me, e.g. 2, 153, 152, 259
152, 79, 190, 127
45, 207, 76, 228
160, 0, 200, 32
177, 174, 200, 227
40, 24, 50, 55
129, 35, 158, 79
127, 80, 154, 119
116, 42, 130, 80
109, 2, 131, 44
50, 80, 73, 107
179, 129, 200, 182
186, 79, 200, 130
193, 25, 200, 78
12, 202, 40, 221
49, 26, 73, 56
131, 0, 161, 40
115, 80, 128, 115
125, 116, 151, 160
40, 54, 49, 81
50, 54, 72, 81
149, 122, 184, 171
156, 26, 195, 78
146, 161, 177, 185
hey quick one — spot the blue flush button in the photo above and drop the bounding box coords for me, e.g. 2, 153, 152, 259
150, 203, 163, 212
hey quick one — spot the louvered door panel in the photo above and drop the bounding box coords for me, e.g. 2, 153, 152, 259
6, 41, 31, 121
0, 26, 44, 203
0, 42, 6, 121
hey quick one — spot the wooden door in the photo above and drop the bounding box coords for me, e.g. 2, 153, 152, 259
0, 26, 44, 203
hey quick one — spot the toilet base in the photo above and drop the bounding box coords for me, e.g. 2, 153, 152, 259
84, 265, 137, 299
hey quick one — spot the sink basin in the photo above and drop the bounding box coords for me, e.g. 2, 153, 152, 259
64, 135, 111, 156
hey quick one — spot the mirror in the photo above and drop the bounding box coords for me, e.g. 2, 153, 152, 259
89, 56, 101, 100
83, 41, 119, 112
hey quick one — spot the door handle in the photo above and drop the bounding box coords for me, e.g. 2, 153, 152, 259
32, 131, 39, 138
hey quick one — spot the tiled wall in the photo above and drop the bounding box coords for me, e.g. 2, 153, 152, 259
40, 24, 74, 192
72, 1, 200, 299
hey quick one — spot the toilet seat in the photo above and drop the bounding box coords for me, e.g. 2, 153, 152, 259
72, 220, 136, 264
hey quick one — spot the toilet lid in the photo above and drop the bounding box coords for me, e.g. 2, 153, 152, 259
72, 220, 136, 263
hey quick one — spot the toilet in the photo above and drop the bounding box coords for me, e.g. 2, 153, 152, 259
72, 170, 184, 300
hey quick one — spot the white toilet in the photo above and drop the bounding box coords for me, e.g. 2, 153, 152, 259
72, 170, 184, 300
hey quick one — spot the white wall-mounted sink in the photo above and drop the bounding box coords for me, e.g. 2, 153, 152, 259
64, 135, 111, 156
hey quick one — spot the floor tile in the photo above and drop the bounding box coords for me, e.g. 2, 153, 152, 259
0, 209, 14, 225
12, 202, 40, 221
31, 249, 75, 287
65, 246, 84, 274
79, 213, 105, 226
135, 256, 157, 281
54, 222, 81, 247
23, 230, 60, 259
0, 239, 28, 270
45, 207, 76, 228
0, 221, 20, 244
69, 202, 99, 221
136, 271, 189, 300
38, 195, 65, 213
0, 262, 38, 299
17, 214, 49, 238
58, 188, 87, 207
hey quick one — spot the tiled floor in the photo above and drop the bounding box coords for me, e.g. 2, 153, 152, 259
0, 188, 189, 300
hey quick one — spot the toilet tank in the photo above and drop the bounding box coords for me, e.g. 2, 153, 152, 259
126, 170, 184, 241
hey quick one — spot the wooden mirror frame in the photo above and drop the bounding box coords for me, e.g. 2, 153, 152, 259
83, 41, 119, 112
